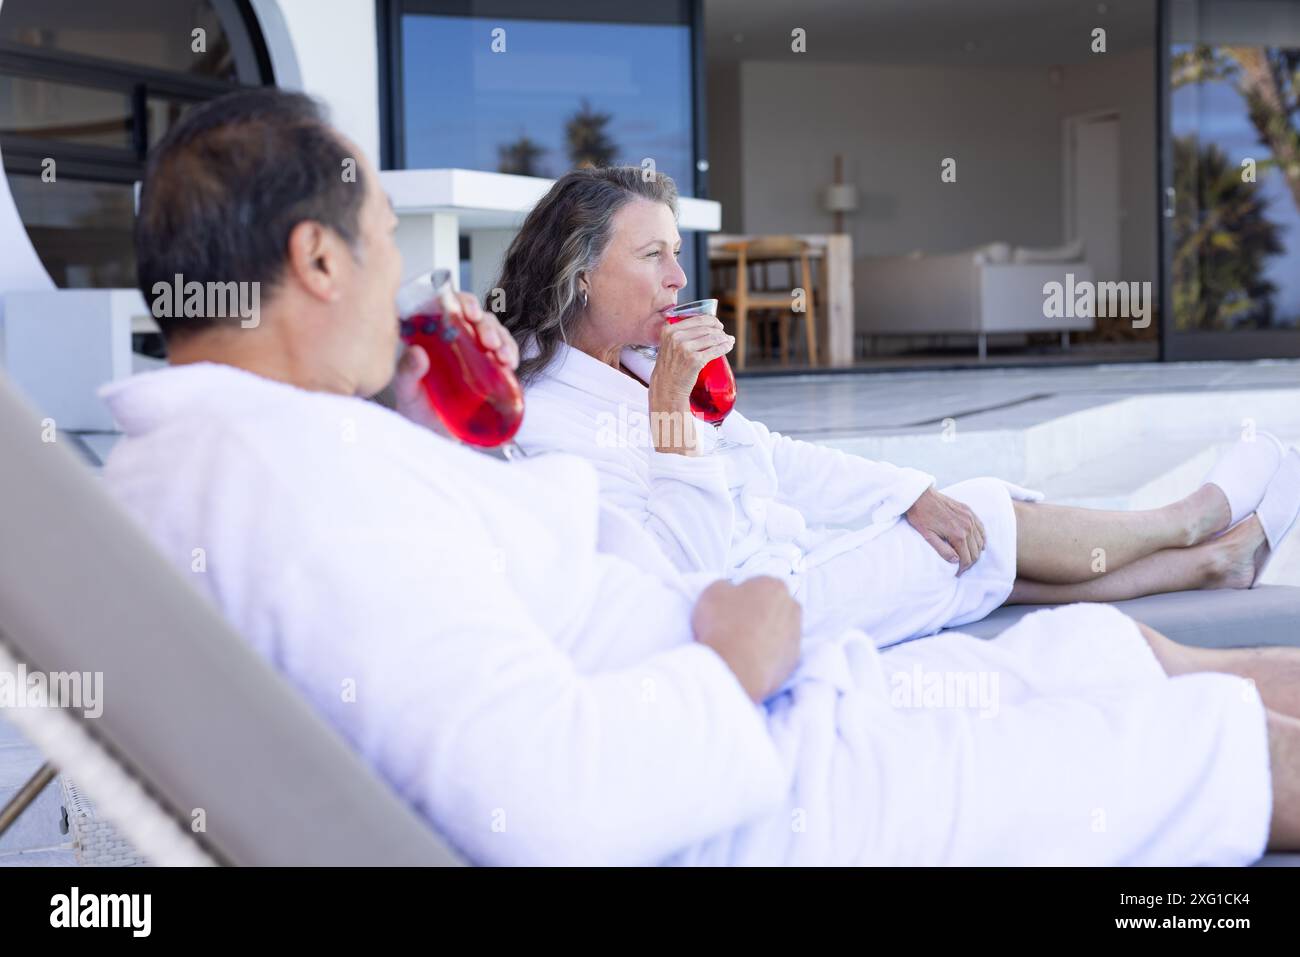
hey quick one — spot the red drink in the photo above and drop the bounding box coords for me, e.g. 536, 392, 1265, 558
665, 301, 737, 427
398, 273, 524, 448
685, 352, 737, 424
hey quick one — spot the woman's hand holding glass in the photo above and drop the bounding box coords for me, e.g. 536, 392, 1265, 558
648, 314, 735, 456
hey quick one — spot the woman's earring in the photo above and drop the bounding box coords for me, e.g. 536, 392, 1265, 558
581, 290, 589, 309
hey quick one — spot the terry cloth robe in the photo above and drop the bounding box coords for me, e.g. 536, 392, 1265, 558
518, 344, 1044, 646
99, 362, 1272, 866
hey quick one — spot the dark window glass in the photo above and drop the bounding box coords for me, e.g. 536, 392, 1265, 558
145, 95, 198, 149
0, 76, 133, 149
7, 173, 136, 287
1, 0, 243, 80
0, 0, 270, 289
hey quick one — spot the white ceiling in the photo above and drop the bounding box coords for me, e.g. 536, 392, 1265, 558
704, 0, 1157, 67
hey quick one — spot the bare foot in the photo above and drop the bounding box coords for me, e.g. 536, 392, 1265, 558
1203, 515, 1270, 589
1185, 483, 1234, 546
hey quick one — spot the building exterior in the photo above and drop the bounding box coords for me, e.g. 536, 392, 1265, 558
3, 0, 1300, 372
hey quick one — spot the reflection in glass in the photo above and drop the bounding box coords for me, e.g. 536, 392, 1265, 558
1171, 17, 1300, 331
0, 0, 240, 80
0, 76, 133, 149
0, 0, 269, 291
7, 174, 137, 287
401, 14, 694, 195
146, 96, 196, 149
1170, 133, 1282, 330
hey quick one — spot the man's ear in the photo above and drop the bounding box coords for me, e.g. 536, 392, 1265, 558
285, 220, 343, 303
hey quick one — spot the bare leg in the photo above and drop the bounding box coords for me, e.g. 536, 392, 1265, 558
1012, 485, 1230, 585
1140, 622, 1300, 851
1265, 710, 1300, 850
1008, 514, 1266, 606
1136, 619, 1300, 721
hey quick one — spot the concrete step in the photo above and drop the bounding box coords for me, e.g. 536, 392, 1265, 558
813, 390, 1300, 588
1040, 432, 1300, 510
1036, 438, 1220, 510
819, 388, 1300, 490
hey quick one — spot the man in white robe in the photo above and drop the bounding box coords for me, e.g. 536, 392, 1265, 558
97, 88, 1297, 866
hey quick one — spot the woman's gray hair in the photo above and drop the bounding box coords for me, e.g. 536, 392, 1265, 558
491, 165, 679, 383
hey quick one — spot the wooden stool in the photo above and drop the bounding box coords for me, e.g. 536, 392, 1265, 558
715, 236, 818, 369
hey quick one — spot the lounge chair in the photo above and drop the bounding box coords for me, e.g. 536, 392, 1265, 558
0, 373, 461, 866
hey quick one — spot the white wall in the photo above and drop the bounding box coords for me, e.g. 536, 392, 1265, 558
255, 0, 381, 163
0, 0, 56, 323
738, 59, 1064, 257
729, 51, 1156, 281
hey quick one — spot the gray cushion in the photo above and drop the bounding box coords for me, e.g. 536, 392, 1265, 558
947, 586, 1300, 649
1255, 853, 1300, 866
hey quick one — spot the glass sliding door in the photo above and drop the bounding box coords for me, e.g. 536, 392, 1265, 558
1163, 0, 1300, 359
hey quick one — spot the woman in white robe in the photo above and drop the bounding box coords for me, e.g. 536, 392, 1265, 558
498, 166, 1300, 649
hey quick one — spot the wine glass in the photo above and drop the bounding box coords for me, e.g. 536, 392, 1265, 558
663, 298, 739, 452
397, 270, 526, 460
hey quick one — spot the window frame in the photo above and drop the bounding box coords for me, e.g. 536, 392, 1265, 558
0, 0, 273, 185
0, 0, 274, 290
375, 0, 709, 296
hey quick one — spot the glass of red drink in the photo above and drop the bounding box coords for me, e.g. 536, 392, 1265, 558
397, 270, 525, 457
663, 298, 738, 452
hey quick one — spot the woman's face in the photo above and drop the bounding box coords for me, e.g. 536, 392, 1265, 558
579, 198, 688, 356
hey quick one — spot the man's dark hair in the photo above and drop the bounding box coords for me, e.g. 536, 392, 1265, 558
135, 87, 366, 339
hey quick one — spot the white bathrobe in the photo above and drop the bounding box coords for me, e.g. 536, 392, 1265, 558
517, 345, 1044, 646
99, 362, 1272, 866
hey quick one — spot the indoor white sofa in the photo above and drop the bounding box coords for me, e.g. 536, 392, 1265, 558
855, 242, 1096, 360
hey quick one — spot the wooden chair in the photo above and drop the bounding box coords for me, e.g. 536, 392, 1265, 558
715, 236, 818, 369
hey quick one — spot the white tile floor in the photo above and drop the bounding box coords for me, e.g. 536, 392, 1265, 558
0, 720, 75, 867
